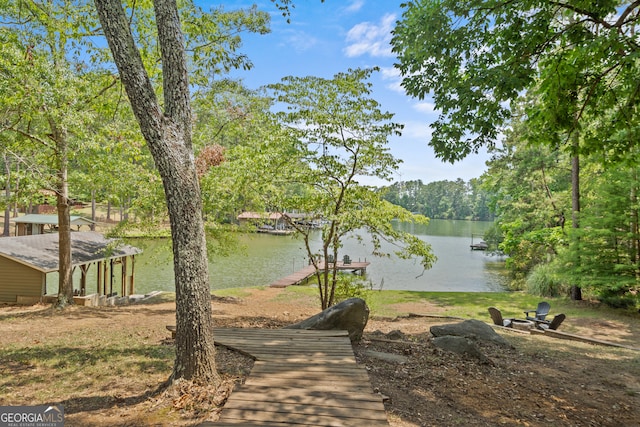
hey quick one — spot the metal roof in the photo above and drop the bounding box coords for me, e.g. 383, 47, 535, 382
10, 214, 96, 225
0, 232, 142, 273
237, 212, 284, 220
237, 212, 312, 220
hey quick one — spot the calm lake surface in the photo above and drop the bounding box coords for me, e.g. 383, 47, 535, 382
122, 219, 508, 294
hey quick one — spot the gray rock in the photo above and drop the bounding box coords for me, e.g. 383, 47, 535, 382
386, 330, 406, 341
430, 319, 512, 348
432, 336, 491, 363
363, 349, 409, 364
285, 297, 369, 341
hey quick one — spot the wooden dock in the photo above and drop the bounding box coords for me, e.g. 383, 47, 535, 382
202, 328, 388, 426
269, 261, 371, 288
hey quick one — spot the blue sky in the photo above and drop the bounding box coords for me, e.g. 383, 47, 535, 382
208, 0, 490, 185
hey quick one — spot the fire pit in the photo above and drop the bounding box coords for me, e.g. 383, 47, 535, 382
510, 319, 534, 330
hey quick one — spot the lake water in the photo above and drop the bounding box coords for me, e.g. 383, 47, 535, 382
123, 219, 508, 293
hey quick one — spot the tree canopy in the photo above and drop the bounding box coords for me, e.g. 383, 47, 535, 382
391, 1, 640, 163
202, 68, 436, 309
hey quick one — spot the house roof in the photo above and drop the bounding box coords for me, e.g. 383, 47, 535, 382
0, 232, 142, 273
11, 214, 96, 226
237, 212, 284, 220
236, 212, 312, 220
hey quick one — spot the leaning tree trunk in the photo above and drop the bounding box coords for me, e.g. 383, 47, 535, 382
94, 0, 219, 384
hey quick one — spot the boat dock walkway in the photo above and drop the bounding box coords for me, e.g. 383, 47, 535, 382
201, 328, 388, 426
269, 261, 371, 288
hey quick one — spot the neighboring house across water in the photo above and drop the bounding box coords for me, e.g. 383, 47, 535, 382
237, 211, 322, 231
237, 211, 285, 227
11, 214, 95, 236
0, 232, 141, 305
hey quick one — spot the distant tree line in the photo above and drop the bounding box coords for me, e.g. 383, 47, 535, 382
379, 178, 494, 221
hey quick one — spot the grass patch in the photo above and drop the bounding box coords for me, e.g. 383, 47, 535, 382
140, 292, 175, 304
272, 285, 317, 300
152, 287, 640, 328
359, 289, 640, 326
212, 287, 256, 299
0, 336, 174, 406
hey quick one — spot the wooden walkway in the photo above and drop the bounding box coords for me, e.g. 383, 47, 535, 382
269, 261, 371, 288
202, 328, 388, 426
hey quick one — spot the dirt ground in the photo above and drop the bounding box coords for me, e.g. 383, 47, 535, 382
1, 287, 639, 426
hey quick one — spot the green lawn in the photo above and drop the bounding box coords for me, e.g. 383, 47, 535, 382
213, 285, 640, 325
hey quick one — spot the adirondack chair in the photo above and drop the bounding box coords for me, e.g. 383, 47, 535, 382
326, 254, 335, 264
524, 301, 551, 321
488, 307, 513, 327
535, 313, 566, 331
343, 255, 352, 265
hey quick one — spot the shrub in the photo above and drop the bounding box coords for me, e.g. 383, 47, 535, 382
333, 274, 368, 303
597, 289, 639, 310
526, 263, 565, 297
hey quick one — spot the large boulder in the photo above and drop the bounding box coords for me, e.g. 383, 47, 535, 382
432, 336, 491, 363
430, 320, 511, 364
285, 297, 369, 341
430, 319, 512, 348
430, 319, 512, 364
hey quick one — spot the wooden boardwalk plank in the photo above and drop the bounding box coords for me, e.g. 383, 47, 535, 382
228, 386, 385, 408
244, 380, 374, 393
207, 328, 388, 426
250, 362, 371, 380
223, 399, 387, 418
218, 408, 387, 427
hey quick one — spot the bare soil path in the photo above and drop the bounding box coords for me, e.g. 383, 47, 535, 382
1, 287, 639, 426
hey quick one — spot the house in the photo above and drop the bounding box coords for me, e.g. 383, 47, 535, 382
0, 232, 141, 305
236, 211, 320, 230
11, 214, 96, 236
237, 211, 284, 225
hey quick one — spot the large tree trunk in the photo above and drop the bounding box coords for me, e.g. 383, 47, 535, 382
94, 0, 219, 384
570, 148, 582, 301
52, 126, 74, 308
56, 163, 73, 306
631, 171, 639, 281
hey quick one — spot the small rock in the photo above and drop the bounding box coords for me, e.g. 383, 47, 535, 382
386, 330, 406, 340
363, 349, 409, 364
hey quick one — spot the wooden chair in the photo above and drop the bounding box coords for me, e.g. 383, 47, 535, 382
488, 307, 513, 327
524, 301, 551, 321
342, 255, 351, 265
535, 313, 566, 330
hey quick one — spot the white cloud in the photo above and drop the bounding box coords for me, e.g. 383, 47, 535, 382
380, 66, 400, 79
344, 0, 365, 13
385, 79, 404, 93
401, 120, 433, 140
413, 102, 437, 114
379, 66, 404, 93
343, 13, 396, 58
281, 30, 319, 53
